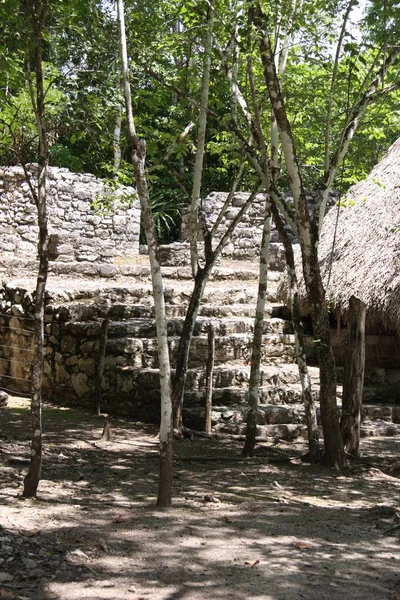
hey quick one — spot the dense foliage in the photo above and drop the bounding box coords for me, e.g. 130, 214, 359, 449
1, 0, 399, 240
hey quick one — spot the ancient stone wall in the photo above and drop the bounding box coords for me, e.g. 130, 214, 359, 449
0, 165, 140, 263
181, 192, 277, 260
180, 190, 335, 260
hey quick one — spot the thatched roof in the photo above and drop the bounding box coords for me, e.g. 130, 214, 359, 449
279, 137, 400, 332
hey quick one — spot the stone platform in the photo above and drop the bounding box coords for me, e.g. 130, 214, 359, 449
0, 251, 399, 438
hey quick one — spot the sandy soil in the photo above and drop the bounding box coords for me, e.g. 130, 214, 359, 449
1, 396, 400, 600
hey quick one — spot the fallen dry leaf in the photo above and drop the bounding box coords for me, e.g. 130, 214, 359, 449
112, 515, 125, 523
294, 541, 313, 550
244, 560, 260, 567
251, 560, 260, 567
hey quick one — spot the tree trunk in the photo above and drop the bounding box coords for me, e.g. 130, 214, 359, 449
22, 0, 49, 499
254, 8, 346, 468
117, 0, 173, 508
113, 107, 122, 174
341, 295, 366, 457
242, 199, 271, 457
205, 323, 215, 434
306, 246, 345, 468
189, 0, 214, 275
271, 203, 321, 463
172, 184, 262, 431
95, 318, 109, 417
172, 264, 211, 430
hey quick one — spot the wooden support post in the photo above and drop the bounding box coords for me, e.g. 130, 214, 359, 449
336, 309, 342, 363
341, 296, 366, 457
205, 323, 215, 434
95, 318, 110, 417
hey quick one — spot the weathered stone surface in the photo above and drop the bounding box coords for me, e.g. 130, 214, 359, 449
0, 165, 140, 262
0, 391, 8, 407
71, 372, 90, 396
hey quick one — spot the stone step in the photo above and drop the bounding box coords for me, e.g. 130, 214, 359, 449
103, 316, 293, 339
115, 365, 320, 394
4, 255, 284, 282
157, 241, 286, 271
198, 303, 291, 320
41, 272, 281, 305
182, 401, 400, 437
183, 384, 319, 407
185, 363, 319, 391
107, 332, 296, 369
49, 300, 290, 322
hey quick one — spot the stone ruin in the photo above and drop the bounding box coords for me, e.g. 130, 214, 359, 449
0, 177, 399, 437
0, 165, 140, 263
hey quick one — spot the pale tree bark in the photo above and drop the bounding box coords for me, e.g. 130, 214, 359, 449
113, 106, 122, 174
242, 12, 272, 457
271, 203, 321, 462
117, 0, 173, 508
254, 2, 346, 468
269, 0, 319, 461
189, 0, 214, 276
242, 202, 271, 457
205, 323, 215, 434
95, 318, 110, 417
22, 0, 50, 499
341, 296, 366, 457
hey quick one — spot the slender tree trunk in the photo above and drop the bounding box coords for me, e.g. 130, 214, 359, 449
113, 107, 122, 174
172, 264, 212, 430
271, 204, 321, 462
172, 183, 262, 431
95, 318, 109, 417
22, 0, 49, 499
205, 323, 215, 434
254, 5, 346, 468
242, 199, 271, 457
189, 0, 214, 275
117, 0, 173, 508
341, 295, 365, 457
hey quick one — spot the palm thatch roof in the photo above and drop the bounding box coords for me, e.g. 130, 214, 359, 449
279, 136, 400, 332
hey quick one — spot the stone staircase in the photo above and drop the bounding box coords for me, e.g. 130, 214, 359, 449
2, 245, 399, 439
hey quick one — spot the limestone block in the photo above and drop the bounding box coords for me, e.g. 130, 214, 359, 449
55, 364, 70, 384
78, 357, 95, 376
20, 228, 39, 243
87, 215, 102, 227
98, 265, 118, 278
262, 404, 298, 424
104, 355, 128, 371
76, 252, 99, 263
75, 263, 99, 276
0, 225, 15, 235
61, 336, 76, 354
49, 243, 75, 257
99, 247, 115, 258
80, 341, 96, 354
1, 242, 17, 252
66, 356, 78, 366
72, 372, 90, 396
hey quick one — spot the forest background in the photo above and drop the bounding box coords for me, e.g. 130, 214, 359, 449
1, 0, 399, 244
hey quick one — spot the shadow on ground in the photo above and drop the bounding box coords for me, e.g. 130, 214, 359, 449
0, 398, 400, 600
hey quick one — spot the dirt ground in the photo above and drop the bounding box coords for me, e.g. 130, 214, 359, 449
1, 397, 400, 600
